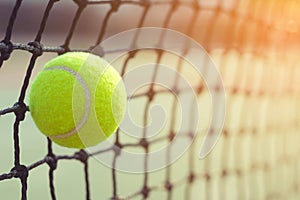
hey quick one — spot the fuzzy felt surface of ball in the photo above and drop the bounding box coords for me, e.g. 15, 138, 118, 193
29, 52, 127, 149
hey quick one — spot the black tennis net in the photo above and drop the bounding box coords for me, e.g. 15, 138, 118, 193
0, 0, 299, 199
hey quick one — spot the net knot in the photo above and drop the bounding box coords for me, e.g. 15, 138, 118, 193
46, 155, 57, 170
236, 169, 242, 176
221, 169, 228, 177
128, 50, 137, 59
188, 173, 195, 183
139, 138, 149, 149
147, 88, 154, 101
13, 102, 27, 121
74, 0, 87, 8
27, 41, 43, 56
0, 40, 13, 61
11, 165, 28, 180
223, 129, 229, 137
90, 45, 105, 57
188, 131, 194, 139
141, 186, 149, 198
191, 1, 200, 10
139, 0, 150, 7
196, 84, 204, 95
75, 150, 89, 163
171, 0, 179, 10
168, 131, 175, 141
164, 181, 173, 191
58, 45, 69, 55
204, 173, 211, 181
111, 0, 121, 12
113, 142, 122, 156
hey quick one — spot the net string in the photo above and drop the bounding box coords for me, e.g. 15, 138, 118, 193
0, 0, 299, 200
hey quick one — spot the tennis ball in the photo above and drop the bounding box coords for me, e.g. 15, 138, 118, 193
29, 52, 127, 149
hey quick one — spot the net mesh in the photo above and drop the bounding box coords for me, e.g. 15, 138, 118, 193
0, 0, 300, 199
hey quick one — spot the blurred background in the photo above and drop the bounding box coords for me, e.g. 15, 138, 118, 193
1, 0, 300, 199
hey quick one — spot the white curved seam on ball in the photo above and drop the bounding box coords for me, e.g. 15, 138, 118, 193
45, 66, 90, 139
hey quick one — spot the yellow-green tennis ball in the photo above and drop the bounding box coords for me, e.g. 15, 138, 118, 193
29, 52, 127, 149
